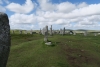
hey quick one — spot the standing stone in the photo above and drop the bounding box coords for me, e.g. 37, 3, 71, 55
42, 28, 45, 35
0, 12, 11, 67
84, 31, 87, 36
24, 31, 27, 34
53, 30, 55, 34
30, 30, 33, 34
73, 32, 76, 35
44, 32, 48, 42
46, 25, 48, 34
60, 29, 62, 34
12, 30, 14, 34
63, 27, 65, 35
43, 26, 49, 42
57, 30, 60, 34
41, 28, 43, 35
50, 25, 52, 35
94, 33, 97, 36
19, 30, 22, 34
60, 29, 63, 35
39, 28, 42, 34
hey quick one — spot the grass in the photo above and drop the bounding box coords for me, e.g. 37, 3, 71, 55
7, 33, 100, 67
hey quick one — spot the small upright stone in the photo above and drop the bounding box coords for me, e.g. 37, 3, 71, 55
73, 32, 76, 35
94, 33, 97, 36
60, 29, 63, 35
0, 12, 11, 67
12, 30, 14, 34
30, 30, 33, 34
19, 30, 22, 34
24, 31, 27, 34
84, 31, 87, 36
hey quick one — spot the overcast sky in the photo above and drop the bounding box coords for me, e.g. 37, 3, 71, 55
0, 0, 100, 30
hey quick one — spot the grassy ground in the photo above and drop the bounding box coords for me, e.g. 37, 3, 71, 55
7, 34, 100, 67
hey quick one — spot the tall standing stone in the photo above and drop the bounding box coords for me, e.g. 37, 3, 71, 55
39, 28, 42, 34
46, 25, 48, 34
44, 32, 48, 42
63, 27, 65, 35
42, 28, 45, 35
50, 25, 52, 35
44, 25, 48, 42
0, 12, 11, 67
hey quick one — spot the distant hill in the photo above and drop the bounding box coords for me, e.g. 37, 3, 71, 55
76, 29, 87, 31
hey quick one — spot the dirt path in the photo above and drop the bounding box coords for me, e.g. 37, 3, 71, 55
60, 43, 100, 67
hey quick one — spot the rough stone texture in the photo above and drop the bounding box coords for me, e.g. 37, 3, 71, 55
0, 12, 11, 67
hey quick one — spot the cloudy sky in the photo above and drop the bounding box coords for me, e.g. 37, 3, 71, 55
0, 0, 100, 30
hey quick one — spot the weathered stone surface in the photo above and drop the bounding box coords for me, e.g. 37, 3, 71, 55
0, 12, 11, 67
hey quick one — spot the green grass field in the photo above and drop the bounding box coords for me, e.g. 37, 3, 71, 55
7, 33, 100, 67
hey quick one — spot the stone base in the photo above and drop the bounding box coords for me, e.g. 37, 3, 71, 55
45, 42, 52, 45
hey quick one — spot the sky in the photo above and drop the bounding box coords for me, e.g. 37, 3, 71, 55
0, 0, 100, 30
